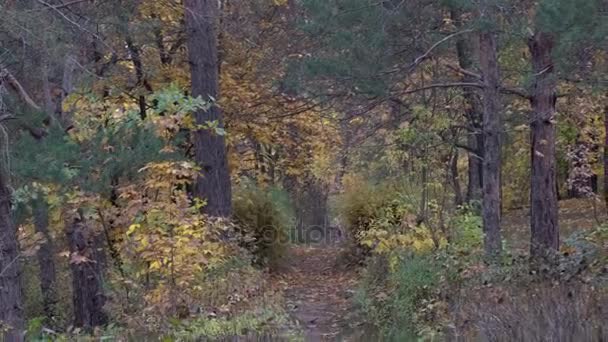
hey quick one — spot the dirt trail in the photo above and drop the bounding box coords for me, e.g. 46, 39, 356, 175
276, 245, 360, 341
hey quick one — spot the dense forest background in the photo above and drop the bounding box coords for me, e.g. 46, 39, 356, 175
0, 0, 607, 341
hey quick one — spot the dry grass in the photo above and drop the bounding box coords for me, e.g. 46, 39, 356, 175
449, 282, 607, 341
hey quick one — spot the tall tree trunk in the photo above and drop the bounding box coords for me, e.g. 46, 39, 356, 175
604, 102, 608, 215
452, 9, 483, 205
66, 213, 107, 330
184, 0, 232, 217
32, 196, 57, 323
479, 28, 503, 259
528, 32, 559, 258
0, 171, 23, 341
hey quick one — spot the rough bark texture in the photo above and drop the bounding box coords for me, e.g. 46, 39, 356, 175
452, 9, 484, 204
184, 0, 232, 217
479, 30, 503, 259
66, 214, 107, 330
605, 102, 608, 215
32, 196, 57, 322
0, 172, 23, 341
528, 32, 559, 258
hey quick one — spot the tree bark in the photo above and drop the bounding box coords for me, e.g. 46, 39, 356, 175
479, 28, 503, 259
0, 167, 23, 341
184, 0, 232, 217
32, 196, 57, 323
528, 32, 559, 258
604, 102, 608, 215
66, 213, 107, 330
451, 9, 483, 205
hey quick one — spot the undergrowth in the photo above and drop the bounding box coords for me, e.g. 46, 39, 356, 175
232, 181, 293, 269
346, 183, 608, 340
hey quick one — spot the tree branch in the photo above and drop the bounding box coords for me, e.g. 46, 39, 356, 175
400, 82, 484, 95
411, 30, 474, 69
501, 87, 530, 99
27, 0, 89, 11
445, 64, 482, 80
0, 65, 41, 111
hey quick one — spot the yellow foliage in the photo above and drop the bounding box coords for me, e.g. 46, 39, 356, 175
360, 224, 443, 256
117, 161, 245, 316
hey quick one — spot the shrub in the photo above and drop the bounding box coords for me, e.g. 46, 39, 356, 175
354, 207, 486, 339
232, 182, 293, 268
449, 206, 483, 254
356, 252, 449, 340
334, 177, 424, 252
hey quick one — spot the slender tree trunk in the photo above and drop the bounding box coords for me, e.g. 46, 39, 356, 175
452, 9, 483, 204
0, 171, 23, 341
418, 163, 429, 224
184, 0, 232, 217
66, 213, 107, 330
479, 28, 503, 259
604, 102, 608, 215
32, 196, 57, 323
450, 149, 464, 206
528, 32, 559, 258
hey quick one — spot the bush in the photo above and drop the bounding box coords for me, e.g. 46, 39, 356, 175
334, 178, 422, 254
335, 180, 397, 237
356, 252, 449, 340
449, 206, 483, 254
232, 182, 293, 268
354, 207, 486, 339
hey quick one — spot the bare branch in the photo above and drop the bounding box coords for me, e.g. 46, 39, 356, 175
501, 87, 530, 99
0, 65, 41, 111
400, 82, 484, 95
36, 0, 117, 54
445, 64, 482, 79
27, 0, 89, 11
384, 30, 475, 75
411, 30, 474, 68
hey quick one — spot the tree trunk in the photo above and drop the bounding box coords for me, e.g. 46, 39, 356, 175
0, 172, 23, 341
450, 149, 464, 206
604, 102, 608, 215
184, 0, 232, 217
479, 28, 503, 259
125, 34, 153, 121
66, 213, 107, 330
528, 32, 559, 258
32, 196, 57, 323
452, 9, 483, 205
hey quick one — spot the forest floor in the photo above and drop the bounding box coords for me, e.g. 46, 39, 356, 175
503, 198, 606, 250
273, 245, 365, 341
267, 199, 604, 341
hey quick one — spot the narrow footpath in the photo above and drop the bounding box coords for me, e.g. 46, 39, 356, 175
275, 245, 362, 341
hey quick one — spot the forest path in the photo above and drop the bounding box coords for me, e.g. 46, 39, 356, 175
275, 245, 361, 341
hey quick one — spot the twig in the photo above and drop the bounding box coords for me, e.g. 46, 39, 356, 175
27, 0, 89, 11
0, 256, 20, 278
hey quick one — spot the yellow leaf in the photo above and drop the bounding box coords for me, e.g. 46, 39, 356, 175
126, 224, 140, 236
